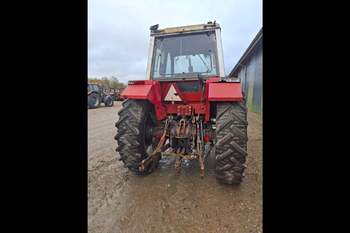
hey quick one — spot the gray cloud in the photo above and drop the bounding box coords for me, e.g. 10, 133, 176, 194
88, 0, 262, 83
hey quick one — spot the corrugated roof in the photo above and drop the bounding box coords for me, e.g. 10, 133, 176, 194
229, 28, 262, 77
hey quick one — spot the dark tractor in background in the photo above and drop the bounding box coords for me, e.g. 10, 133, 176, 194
109, 88, 125, 101
88, 83, 114, 109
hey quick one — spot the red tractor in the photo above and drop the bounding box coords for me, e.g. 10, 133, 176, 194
115, 22, 248, 185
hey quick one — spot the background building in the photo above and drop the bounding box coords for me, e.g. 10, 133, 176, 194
229, 28, 262, 115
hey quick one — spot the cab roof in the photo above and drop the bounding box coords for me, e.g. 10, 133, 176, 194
151, 21, 220, 36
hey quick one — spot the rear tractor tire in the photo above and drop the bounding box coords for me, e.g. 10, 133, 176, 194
104, 96, 114, 107
88, 93, 100, 109
115, 100, 158, 175
214, 102, 248, 185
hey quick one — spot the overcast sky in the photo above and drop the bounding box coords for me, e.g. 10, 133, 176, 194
88, 0, 262, 83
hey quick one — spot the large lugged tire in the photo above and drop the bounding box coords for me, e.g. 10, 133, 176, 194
115, 100, 158, 175
88, 93, 100, 109
214, 102, 248, 185
104, 96, 114, 107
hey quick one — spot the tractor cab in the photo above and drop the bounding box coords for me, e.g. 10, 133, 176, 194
147, 21, 225, 81
88, 83, 101, 95
137, 22, 232, 120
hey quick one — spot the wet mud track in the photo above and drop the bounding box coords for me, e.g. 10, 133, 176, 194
88, 102, 262, 233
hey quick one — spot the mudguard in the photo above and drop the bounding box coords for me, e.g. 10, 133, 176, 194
121, 82, 153, 99
207, 82, 243, 101
121, 80, 167, 120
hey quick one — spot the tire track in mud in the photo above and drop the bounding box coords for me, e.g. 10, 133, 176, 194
88, 158, 118, 172
88, 159, 128, 218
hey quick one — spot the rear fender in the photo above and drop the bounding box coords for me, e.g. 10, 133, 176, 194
121, 80, 167, 120
207, 82, 243, 101
205, 79, 244, 121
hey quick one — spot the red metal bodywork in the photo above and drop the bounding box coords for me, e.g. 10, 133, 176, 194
121, 77, 243, 122
207, 82, 243, 101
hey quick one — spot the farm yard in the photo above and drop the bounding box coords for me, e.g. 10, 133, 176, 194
88, 102, 262, 233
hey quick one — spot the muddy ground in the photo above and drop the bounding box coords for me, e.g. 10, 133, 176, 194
88, 102, 262, 233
